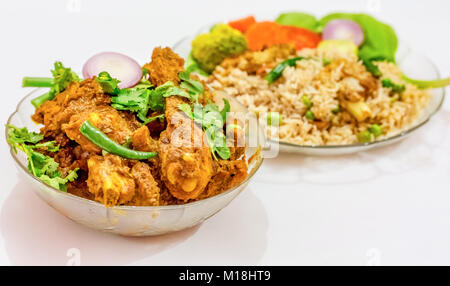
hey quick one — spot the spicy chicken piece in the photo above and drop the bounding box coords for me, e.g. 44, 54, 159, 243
225, 116, 246, 160
131, 125, 159, 152
144, 47, 185, 86
32, 79, 110, 138
62, 106, 137, 153
131, 125, 164, 188
128, 162, 160, 206
86, 154, 135, 206
71, 145, 95, 171
158, 185, 185, 206
159, 96, 214, 201
199, 159, 248, 199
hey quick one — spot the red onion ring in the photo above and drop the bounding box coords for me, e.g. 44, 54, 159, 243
322, 19, 364, 47
82, 52, 142, 89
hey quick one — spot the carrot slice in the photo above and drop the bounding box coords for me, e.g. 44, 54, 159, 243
245, 21, 322, 51
245, 21, 288, 51
228, 16, 256, 33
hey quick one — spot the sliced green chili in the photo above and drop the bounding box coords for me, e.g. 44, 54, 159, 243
266, 57, 306, 84
79, 120, 157, 160
381, 78, 405, 93
402, 74, 450, 89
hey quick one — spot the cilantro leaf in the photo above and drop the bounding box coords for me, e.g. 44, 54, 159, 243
34, 141, 60, 152
148, 88, 166, 112
141, 114, 165, 125
110, 81, 189, 124
177, 100, 231, 160
6, 124, 77, 191
24, 145, 78, 191
179, 71, 204, 95
6, 125, 43, 148
27, 150, 59, 177
147, 81, 196, 112
24, 61, 80, 108
103, 71, 197, 124
40, 168, 79, 191
178, 71, 204, 102
178, 103, 194, 118
220, 99, 230, 123
204, 127, 231, 161
157, 81, 194, 100
51, 61, 80, 94
96, 71, 120, 95
111, 89, 151, 121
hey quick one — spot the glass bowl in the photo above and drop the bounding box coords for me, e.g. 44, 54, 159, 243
173, 34, 445, 156
6, 89, 264, 236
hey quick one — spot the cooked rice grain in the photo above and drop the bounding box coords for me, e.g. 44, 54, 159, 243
209, 47, 431, 145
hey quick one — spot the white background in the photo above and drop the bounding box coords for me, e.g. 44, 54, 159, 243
0, 0, 449, 265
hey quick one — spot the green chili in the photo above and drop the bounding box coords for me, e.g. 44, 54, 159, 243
31, 92, 52, 108
266, 57, 306, 84
79, 120, 157, 160
22, 77, 54, 88
402, 74, 450, 89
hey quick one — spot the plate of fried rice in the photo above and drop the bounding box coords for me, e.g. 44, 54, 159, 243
173, 12, 446, 155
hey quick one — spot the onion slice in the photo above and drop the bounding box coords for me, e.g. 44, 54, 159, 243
82, 52, 142, 89
322, 19, 364, 47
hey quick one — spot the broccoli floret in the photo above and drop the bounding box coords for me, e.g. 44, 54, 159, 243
191, 24, 248, 73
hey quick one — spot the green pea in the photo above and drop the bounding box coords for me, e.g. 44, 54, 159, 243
302, 95, 313, 109
357, 130, 372, 143
305, 110, 315, 121
368, 124, 383, 137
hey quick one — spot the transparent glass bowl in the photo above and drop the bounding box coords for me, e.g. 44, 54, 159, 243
173, 35, 445, 155
6, 90, 264, 236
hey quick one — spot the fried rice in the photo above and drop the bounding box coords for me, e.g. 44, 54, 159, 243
207, 44, 431, 145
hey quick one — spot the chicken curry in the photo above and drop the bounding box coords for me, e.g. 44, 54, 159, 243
10, 47, 248, 207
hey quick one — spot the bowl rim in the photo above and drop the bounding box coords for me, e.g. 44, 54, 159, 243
6, 89, 265, 211
173, 35, 446, 151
